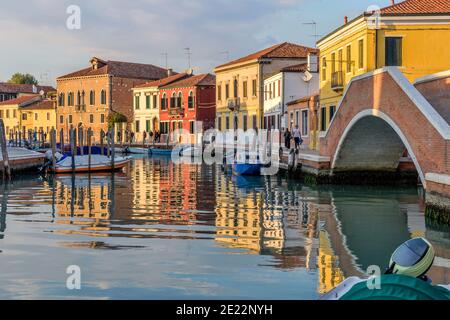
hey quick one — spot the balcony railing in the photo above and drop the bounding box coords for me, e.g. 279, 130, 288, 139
75, 104, 86, 112
331, 71, 344, 91
169, 107, 184, 117
227, 97, 240, 111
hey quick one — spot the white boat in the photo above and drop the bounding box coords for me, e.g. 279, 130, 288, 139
49, 154, 131, 174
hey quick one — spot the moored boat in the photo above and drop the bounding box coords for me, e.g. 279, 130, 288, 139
232, 151, 263, 176
49, 154, 131, 174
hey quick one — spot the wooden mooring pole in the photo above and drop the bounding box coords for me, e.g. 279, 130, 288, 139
0, 119, 11, 179
100, 129, 105, 156
51, 128, 57, 172
111, 127, 115, 171
70, 128, 76, 173
88, 128, 93, 171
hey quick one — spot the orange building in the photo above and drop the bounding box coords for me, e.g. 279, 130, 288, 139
56, 57, 170, 142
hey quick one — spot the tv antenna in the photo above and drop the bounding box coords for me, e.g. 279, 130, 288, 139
161, 52, 168, 69
302, 21, 323, 46
184, 47, 192, 69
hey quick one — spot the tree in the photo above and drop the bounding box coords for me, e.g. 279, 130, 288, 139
8, 73, 38, 85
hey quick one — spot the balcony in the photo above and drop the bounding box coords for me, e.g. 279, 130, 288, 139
75, 104, 86, 112
331, 71, 344, 91
169, 107, 184, 117
227, 97, 240, 111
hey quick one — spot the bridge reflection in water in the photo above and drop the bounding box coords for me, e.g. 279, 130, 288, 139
0, 156, 448, 298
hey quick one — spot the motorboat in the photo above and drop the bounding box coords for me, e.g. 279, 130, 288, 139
46, 151, 131, 174
232, 151, 263, 176
321, 237, 450, 300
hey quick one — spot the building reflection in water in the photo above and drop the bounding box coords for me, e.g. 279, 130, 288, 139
214, 174, 319, 271
2, 157, 446, 296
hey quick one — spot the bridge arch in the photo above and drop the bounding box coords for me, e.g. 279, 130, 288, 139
331, 109, 425, 186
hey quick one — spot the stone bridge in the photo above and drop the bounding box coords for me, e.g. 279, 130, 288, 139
315, 67, 450, 221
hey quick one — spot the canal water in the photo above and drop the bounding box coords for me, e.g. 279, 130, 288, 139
0, 155, 449, 299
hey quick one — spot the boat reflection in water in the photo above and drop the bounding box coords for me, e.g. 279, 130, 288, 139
0, 156, 448, 299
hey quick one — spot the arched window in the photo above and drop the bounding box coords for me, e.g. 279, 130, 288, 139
188, 91, 194, 109
68, 92, 74, 106
101, 90, 107, 105
81, 91, 85, 106
90, 90, 95, 105
76, 91, 81, 106
170, 92, 177, 108
58, 93, 65, 107
160, 93, 167, 110
177, 92, 182, 108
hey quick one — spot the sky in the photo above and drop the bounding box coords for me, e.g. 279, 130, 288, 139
0, 0, 395, 85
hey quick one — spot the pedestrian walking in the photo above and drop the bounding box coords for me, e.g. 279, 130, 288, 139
292, 125, 303, 150
284, 128, 292, 149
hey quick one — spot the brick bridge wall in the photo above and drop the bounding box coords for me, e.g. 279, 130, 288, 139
318, 68, 450, 187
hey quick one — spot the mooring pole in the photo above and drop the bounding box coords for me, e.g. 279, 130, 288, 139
0, 119, 11, 179
78, 127, 84, 156
60, 129, 64, 153
70, 128, 76, 173
100, 129, 105, 156
51, 128, 56, 172
111, 127, 115, 171
106, 130, 111, 158
88, 128, 92, 171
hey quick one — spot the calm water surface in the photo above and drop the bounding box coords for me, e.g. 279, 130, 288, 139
0, 156, 449, 299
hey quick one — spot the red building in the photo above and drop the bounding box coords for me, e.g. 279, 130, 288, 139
159, 73, 215, 142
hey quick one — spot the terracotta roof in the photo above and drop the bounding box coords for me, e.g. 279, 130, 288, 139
134, 73, 187, 89
21, 99, 55, 110
0, 95, 40, 106
281, 63, 309, 73
287, 94, 319, 106
380, 0, 450, 15
160, 74, 216, 89
58, 58, 169, 80
215, 42, 318, 69
0, 82, 56, 94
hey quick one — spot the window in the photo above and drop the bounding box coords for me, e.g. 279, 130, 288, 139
146, 95, 151, 109
146, 120, 151, 132
177, 92, 182, 108
346, 45, 352, 73
170, 92, 177, 108
160, 122, 169, 134
68, 92, 74, 106
338, 49, 343, 72
329, 105, 336, 121
331, 53, 336, 74
13, 110, 16, 118
135, 120, 140, 133
358, 39, 364, 69
68, 114, 73, 124
101, 90, 107, 105
90, 90, 95, 105
234, 114, 238, 130
278, 80, 281, 97
47, 113, 50, 121
264, 85, 267, 100
243, 114, 248, 131
189, 121, 195, 134
90, 114, 94, 123
320, 107, 327, 131
76, 91, 81, 106
385, 37, 402, 67
301, 110, 309, 136
81, 91, 85, 106
188, 91, 194, 108
225, 115, 230, 130
135, 95, 140, 110
233, 79, 238, 98
153, 95, 157, 109
252, 115, 257, 130
243, 81, 248, 98
0, 110, 3, 118
252, 79, 257, 97
217, 116, 222, 131
35, 113, 38, 121
60, 115, 64, 124
6, 110, 9, 118
225, 84, 229, 99
217, 85, 222, 101
59, 93, 65, 106
322, 57, 327, 81
161, 93, 167, 110
100, 114, 105, 124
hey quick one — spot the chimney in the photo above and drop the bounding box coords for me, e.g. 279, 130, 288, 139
307, 53, 318, 73
391, 0, 395, 5
344, 16, 348, 24
167, 68, 173, 77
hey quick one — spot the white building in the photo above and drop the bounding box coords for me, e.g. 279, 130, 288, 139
263, 53, 319, 130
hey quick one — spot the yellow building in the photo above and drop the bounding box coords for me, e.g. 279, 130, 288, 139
317, 0, 450, 135
214, 42, 317, 131
0, 94, 56, 140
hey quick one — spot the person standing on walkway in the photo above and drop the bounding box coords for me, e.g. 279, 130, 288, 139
292, 125, 303, 150
284, 128, 292, 149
